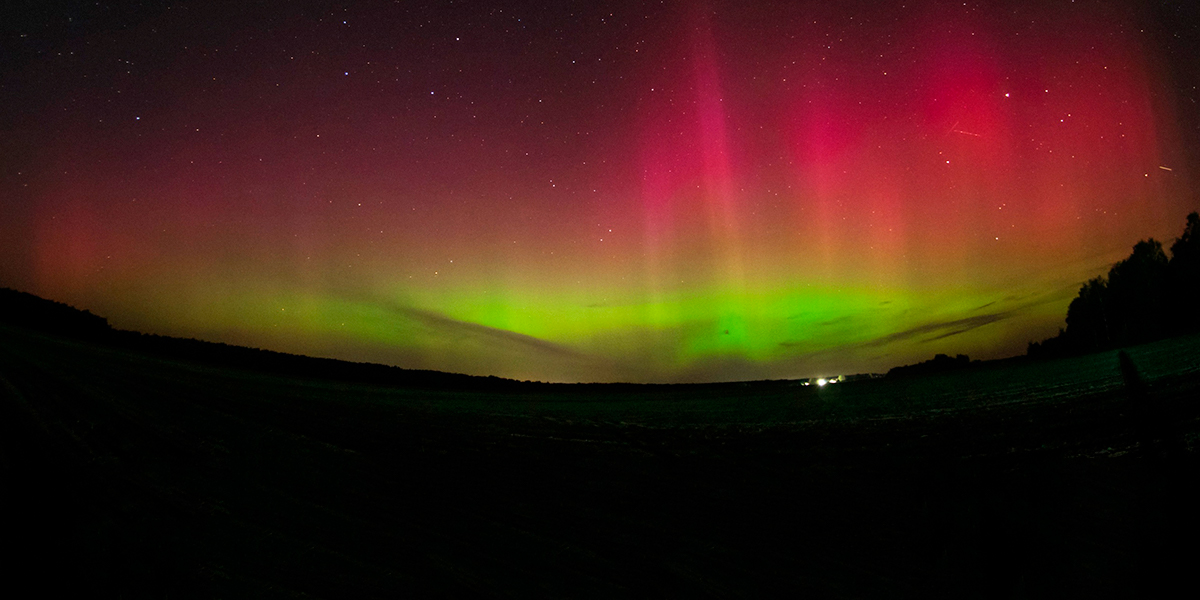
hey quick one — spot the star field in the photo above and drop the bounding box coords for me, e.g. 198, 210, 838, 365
1, 0, 1197, 382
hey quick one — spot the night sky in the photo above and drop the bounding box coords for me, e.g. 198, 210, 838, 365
3, 0, 1198, 382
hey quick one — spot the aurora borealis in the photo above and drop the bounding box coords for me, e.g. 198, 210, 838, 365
2, 0, 1198, 382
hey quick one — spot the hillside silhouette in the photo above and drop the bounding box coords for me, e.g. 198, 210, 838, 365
0, 287, 798, 394
0, 287, 521, 392
0, 288, 111, 340
1028, 212, 1200, 358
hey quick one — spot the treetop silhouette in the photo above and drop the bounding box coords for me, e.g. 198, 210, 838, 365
1029, 212, 1200, 357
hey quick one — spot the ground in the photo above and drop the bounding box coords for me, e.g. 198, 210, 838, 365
2, 324, 1199, 597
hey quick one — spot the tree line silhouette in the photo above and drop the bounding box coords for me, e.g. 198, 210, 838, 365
0, 287, 513, 391
886, 353, 975, 379
1, 287, 782, 392
1028, 212, 1200, 358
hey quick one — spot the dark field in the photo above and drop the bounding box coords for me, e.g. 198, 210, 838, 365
3, 324, 1199, 597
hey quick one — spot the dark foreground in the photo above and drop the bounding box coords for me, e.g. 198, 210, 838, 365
2, 325, 1199, 597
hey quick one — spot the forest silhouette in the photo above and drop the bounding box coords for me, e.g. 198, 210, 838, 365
1028, 212, 1200, 358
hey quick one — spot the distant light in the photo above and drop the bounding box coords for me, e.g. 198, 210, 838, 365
817, 378, 827, 387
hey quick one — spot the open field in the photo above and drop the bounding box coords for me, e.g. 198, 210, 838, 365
3, 324, 1199, 597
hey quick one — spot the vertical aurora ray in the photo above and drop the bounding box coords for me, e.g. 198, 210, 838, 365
1, 0, 1195, 382
635, 4, 753, 363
